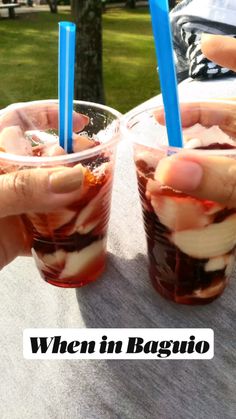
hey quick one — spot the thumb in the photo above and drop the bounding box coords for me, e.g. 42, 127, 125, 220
155, 153, 236, 207
0, 165, 84, 217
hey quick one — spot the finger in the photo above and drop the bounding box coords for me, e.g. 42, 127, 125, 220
0, 165, 85, 217
154, 102, 236, 137
0, 104, 89, 132
154, 105, 200, 127
155, 152, 236, 207
201, 34, 236, 72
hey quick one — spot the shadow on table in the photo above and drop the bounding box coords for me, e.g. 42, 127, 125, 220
76, 252, 236, 333
75, 253, 236, 418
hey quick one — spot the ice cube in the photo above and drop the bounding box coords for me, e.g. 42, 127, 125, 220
151, 194, 212, 231
42, 249, 66, 269
73, 133, 96, 152
59, 239, 105, 278
183, 124, 235, 147
135, 150, 162, 171
193, 279, 227, 299
204, 255, 230, 272
25, 130, 59, 145
171, 213, 236, 258
70, 183, 111, 234
28, 209, 76, 237
0, 126, 32, 155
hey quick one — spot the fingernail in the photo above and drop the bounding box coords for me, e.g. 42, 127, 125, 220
155, 158, 203, 191
49, 165, 84, 194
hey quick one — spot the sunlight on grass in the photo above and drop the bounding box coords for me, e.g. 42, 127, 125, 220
0, 8, 159, 113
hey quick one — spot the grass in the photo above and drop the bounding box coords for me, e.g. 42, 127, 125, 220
0, 8, 159, 114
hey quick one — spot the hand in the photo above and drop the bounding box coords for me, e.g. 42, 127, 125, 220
0, 103, 88, 269
155, 35, 236, 207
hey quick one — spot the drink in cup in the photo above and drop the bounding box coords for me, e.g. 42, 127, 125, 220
0, 100, 120, 288
123, 101, 236, 305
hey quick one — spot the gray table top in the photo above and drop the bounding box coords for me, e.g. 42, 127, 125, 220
1, 78, 236, 419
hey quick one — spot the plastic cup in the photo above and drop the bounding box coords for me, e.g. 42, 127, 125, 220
0, 100, 120, 288
123, 100, 236, 305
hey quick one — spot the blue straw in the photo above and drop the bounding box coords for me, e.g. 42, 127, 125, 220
58, 22, 76, 153
149, 0, 183, 148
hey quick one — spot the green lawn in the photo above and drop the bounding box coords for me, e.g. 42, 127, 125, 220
0, 8, 159, 114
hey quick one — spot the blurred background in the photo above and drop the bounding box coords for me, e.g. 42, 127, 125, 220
0, 1, 177, 113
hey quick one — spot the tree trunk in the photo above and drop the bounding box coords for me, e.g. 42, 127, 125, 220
101, 0, 106, 13
126, 0, 136, 8
46, 0, 58, 13
168, 0, 176, 10
72, 0, 105, 104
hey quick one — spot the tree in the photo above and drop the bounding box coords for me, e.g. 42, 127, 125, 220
46, 0, 58, 13
72, 0, 105, 104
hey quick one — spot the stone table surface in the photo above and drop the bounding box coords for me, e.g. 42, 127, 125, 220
1, 78, 236, 419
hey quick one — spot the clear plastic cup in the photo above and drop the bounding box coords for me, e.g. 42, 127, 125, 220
123, 100, 236, 305
0, 100, 120, 288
